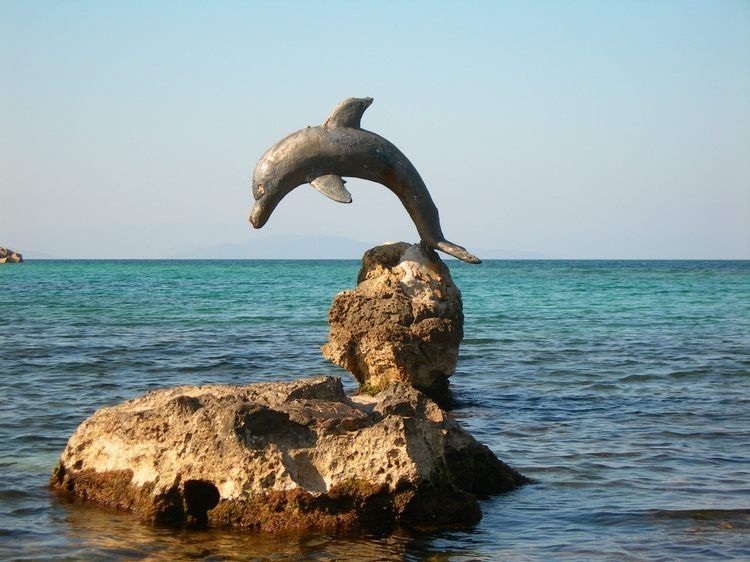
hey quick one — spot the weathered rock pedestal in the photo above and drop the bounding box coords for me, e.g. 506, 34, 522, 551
51, 376, 526, 531
322, 242, 462, 407
51, 242, 528, 532
0, 247, 23, 263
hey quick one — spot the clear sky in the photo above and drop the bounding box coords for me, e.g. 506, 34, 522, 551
2, 0, 749, 259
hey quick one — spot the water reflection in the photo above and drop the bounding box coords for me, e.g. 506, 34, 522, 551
31, 496, 488, 561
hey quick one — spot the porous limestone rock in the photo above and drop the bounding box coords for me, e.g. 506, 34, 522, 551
322, 242, 463, 406
50, 376, 526, 532
0, 247, 23, 263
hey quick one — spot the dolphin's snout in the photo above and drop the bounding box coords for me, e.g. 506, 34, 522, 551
249, 203, 264, 229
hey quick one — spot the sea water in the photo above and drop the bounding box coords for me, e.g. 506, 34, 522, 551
1, 260, 748, 560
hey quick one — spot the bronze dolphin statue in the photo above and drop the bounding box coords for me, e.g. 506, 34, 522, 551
249, 97, 481, 264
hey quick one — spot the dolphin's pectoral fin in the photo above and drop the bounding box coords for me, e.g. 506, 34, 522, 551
433, 240, 482, 264
310, 175, 353, 204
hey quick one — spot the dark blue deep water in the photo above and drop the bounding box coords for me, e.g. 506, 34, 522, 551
1, 260, 749, 560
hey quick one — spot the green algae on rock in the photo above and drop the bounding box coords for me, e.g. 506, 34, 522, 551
50, 377, 526, 532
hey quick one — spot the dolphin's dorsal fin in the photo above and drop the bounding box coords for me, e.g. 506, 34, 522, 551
324, 97, 373, 129
310, 175, 352, 203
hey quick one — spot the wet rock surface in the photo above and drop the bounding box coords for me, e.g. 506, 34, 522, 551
0, 247, 23, 263
322, 243, 463, 407
50, 377, 526, 532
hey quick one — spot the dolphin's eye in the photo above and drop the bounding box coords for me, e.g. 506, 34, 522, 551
257, 184, 265, 196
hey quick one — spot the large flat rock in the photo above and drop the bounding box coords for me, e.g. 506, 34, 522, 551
51, 376, 526, 532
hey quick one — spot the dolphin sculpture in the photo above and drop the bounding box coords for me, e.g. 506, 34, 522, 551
249, 97, 481, 264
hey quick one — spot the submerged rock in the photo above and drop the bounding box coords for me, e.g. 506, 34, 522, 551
50, 376, 526, 532
322, 242, 463, 407
0, 247, 23, 263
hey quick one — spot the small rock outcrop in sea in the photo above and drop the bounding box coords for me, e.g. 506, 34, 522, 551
50, 376, 526, 531
0, 247, 23, 263
322, 242, 463, 407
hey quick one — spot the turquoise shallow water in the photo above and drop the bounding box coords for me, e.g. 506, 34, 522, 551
1, 259, 749, 560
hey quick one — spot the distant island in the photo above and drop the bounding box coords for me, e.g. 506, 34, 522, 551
0, 247, 23, 263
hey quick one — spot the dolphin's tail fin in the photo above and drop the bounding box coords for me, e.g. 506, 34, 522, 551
434, 240, 482, 264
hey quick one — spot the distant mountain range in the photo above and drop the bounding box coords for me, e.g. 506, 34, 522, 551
169, 235, 550, 260
169, 235, 372, 260
20, 235, 550, 260
8, 249, 60, 260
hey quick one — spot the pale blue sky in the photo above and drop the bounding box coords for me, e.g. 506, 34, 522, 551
2, 1, 749, 258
